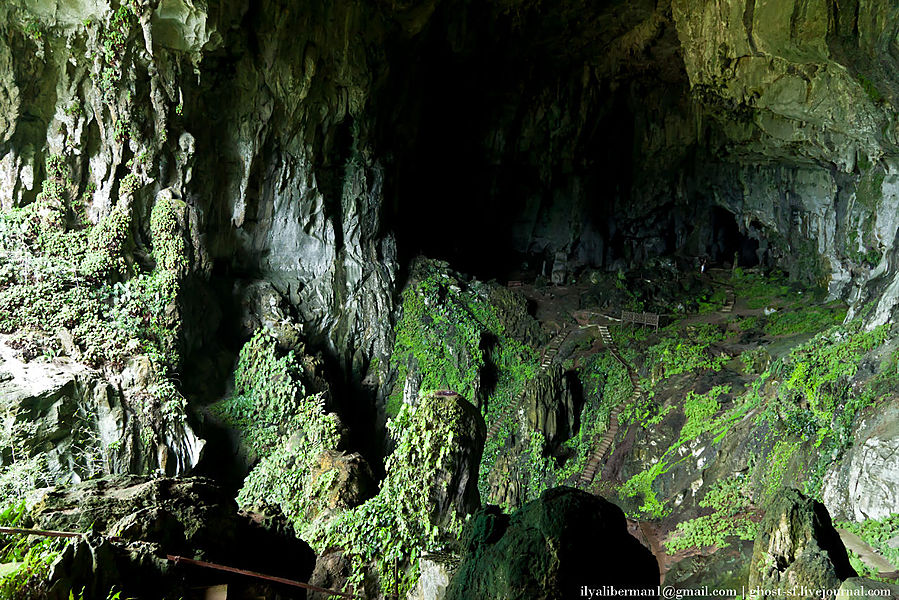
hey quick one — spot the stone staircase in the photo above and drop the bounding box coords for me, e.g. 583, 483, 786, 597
485, 327, 571, 441
576, 325, 642, 489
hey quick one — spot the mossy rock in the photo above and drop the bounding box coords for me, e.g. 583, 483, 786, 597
446, 487, 659, 600
750, 489, 856, 598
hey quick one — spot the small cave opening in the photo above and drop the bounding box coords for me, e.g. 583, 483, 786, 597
709, 206, 760, 268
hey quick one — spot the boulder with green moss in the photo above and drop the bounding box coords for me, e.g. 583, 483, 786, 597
750, 489, 857, 598
308, 390, 486, 597
445, 487, 659, 600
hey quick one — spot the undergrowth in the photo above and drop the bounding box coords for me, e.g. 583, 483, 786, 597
665, 476, 757, 552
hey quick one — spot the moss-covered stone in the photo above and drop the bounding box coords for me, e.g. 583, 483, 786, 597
750, 489, 857, 597
446, 487, 659, 600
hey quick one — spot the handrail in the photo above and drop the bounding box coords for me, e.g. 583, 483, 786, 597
0, 526, 362, 599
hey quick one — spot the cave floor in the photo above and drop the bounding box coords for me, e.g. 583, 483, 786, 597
505, 267, 864, 582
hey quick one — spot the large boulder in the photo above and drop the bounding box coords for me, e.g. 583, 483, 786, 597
750, 489, 857, 598
31, 475, 314, 599
445, 487, 659, 600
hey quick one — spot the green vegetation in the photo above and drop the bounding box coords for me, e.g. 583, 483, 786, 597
762, 440, 801, 499
739, 347, 770, 374
665, 476, 757, 552
391, 262, 537, 413
23, 21, 43, 42
308, 392, 476, 596
858, 74, 883, 104
0, 502, 68, 598
697, 287, 725, 313
770, 322, 890, 451
645, 323, 728, 380
835, 514, 899, 580
514, 349, 634, 497
762, 303, 846, 336
733, 270, 803, 309
213, 331, 342, 533
92, 1, 140, 103
0, 153, 190, 485
620, 385, 731, 518
0, 154, 184, 371
389, 261, 539, 501
64, 99, 84, 117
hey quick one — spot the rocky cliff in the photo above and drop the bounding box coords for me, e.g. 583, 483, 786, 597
3, 0, 899, 598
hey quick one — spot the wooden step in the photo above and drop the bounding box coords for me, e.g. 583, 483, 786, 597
486, 328, 571, 442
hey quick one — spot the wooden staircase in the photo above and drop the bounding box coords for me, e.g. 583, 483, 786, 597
722, 287, 735, 313
576, 325, 642, 489
485, 327, 571, 441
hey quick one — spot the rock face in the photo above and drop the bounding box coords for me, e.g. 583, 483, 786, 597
418, 391, 486, 527
407, 556, 454, 600
0, 338, 202, 488
524, 365, 577, 448
34, 475, 314, 599
824, 403, 899, 522
445, 487, 659, 600
750, 489, 857, 597
308, 449, 377, 515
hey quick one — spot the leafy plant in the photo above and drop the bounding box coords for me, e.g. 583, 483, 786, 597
665, 476, 757, 552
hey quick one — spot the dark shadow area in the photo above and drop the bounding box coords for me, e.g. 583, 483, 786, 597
710, 206, 760, 267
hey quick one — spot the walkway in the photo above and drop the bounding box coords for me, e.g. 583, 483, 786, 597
485, 327, 572, 441
576, 324, 642, 489
837, 528, 899, 580
575, 275, 737, 490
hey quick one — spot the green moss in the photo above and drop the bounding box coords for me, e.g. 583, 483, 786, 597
82, 200, 132, 282
213, 331, 342, 535
743, 321, 892, 498
681, 386, 728, 439
64, 99, 84, 117
0, 159, 190, 468
308, 392, 477, 596
92, 1, 140, 104
645, 323, 728, 379
390, 270, 488, 407
23, 21, 43, 42
389, 261, 539, 502
858, 74, 883, 104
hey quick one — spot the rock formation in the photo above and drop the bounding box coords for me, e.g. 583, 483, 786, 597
2, 0, 899, 598
34, 475, 314, 599
750, 489, 857, 597
446, 487, 660, 600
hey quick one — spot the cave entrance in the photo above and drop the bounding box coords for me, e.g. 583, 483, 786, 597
709, 207, 759, 268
